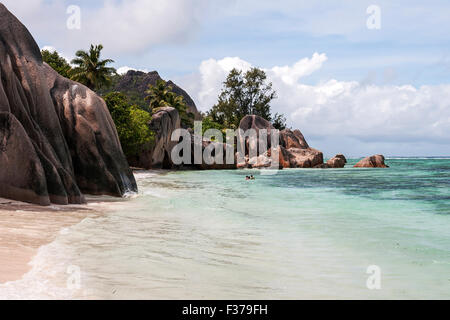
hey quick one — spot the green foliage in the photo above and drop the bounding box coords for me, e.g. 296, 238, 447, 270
201, 115, 225, 134
71, 44, 116, 91
103, 92, 154, 158
41, 49, 72, 78
208, 67, 287, 130
200, 115, 227, 142
145, 79, 172, 110
96, 73, 122, 96
129, 105, 154, 151
145, 79, 194, 128
272, 113, 287, 130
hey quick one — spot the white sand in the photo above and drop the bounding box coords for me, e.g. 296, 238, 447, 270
0, 197, 98, 284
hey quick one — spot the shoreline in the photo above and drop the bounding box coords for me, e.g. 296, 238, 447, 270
0, 197, 104, 284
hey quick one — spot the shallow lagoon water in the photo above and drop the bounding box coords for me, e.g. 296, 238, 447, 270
1, 159, 449, 299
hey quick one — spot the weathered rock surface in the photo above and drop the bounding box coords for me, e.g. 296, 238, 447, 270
0, 4, 137, 205
130, 107, 235, 170
191, 139, 236, 170
326, 154, 347, 168
283, 147, 324, 168
280, 129, 309, 149
237, 115, 324, 169
112, 70, 202, 120
129, 107, 181, 169
0, 112, 51, 205
354, 155, 389, 168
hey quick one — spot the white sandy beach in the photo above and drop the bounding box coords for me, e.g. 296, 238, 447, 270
0, 197, 99, 284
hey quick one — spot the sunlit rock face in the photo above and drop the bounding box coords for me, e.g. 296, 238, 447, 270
354, 155, 389, 168
0, 4, 137, 205
237, 115, 324, 169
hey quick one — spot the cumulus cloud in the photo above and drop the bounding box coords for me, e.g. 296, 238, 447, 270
197, 57, 253, 109
271, 53, 327, 85
2, 0, 217, 55
177, 53, 450, 153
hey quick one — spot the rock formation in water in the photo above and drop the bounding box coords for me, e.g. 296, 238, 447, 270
111, 70, 202, 120
190, 138, 236, 170
0, 4, 137, 205
354, 155, 389, 168
327, 154, 347, 168
237, 115, 324, 169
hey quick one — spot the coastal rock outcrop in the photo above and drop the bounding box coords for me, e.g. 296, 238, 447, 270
354, 155, 389, 168
0, 4, 137, 205
279, 129, 309, 149
326, 154, 347, 168
237, 115, 324, 169
236, 115, 275, 168
283, 147, 324, 168
191, 139, 236, 170
129, 107, 181, 169
0, 112, 52, 205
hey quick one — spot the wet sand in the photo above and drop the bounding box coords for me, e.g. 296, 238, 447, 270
0, 197, 98, 284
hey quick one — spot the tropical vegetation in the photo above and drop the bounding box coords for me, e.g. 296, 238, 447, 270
70, 44, 116, 90
145, 79, 194, 128
103, 92, 154, 158
207, 67, 286, 130
41, 45, 287, 162
41, 49, 72, 78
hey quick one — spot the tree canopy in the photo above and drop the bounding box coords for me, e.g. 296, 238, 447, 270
41, 49, 72, 78
207, 67, 286, 130
104, 92, 154, 158
145, 79, 194, 128
71, 44, 116, 91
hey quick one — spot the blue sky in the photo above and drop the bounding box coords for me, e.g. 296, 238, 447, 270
3, 0, 450, 156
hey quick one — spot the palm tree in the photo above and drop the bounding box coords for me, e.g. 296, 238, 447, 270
165, 93, 188, 113
70, 44, 116, 90
145, 80, 194, 127
145, 79, 172, 111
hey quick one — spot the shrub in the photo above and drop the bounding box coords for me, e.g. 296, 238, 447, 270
104, 92, 154, 158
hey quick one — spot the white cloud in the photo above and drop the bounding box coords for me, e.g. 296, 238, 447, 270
41, 45, 56, 52
271, 53, 327, 85
40, 45, 73, 63
2, 0, 218, 55
177, 53, 450, 153
197, 57, 253, 109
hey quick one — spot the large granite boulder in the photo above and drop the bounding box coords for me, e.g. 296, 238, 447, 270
0, 112, 52, 205
354, 155, 389, 168
280, 129, 309, 149
283, 147, 324, 168
237, 115, 324, 169
326, 154, 347, 168
129, 107, 180, 169
0, 4, 137, 205
130, 108, 235, 170
147, 107, 181, 168
237, 115, 274, 168
191, 139, 236, 170
238, 115, 275, 153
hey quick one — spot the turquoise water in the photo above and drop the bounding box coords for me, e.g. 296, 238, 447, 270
2, 159, 449, 299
